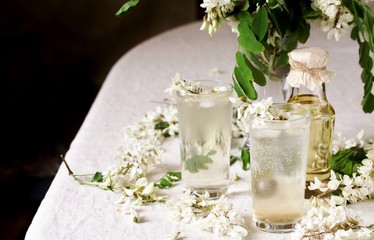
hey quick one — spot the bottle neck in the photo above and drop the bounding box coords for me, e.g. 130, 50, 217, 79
289, 83, 328, 100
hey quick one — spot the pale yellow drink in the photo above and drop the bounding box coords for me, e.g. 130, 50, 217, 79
288, 94, 335, 182
176, 80, 233, 196
249, 103, 310, 232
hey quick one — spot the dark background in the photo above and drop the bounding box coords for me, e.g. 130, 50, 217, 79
0, 1, 203, 239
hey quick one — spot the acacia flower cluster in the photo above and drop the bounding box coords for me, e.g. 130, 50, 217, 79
67, 104, 179, 221
165, 73, 229, 96
298, 141, 374, 238
234, 97, 295, 131
332, 130, 374, 154
165, 189, 248, 239
165, 73, 203, 95
311, 0, 354, 41
116, 177, 167, 223
109, 105, 178, 216
236, 96, 274, 120
200, 0, 240, 35
106, 105, 178, 189
291, 196, 374, 239
309, 149, 374, 204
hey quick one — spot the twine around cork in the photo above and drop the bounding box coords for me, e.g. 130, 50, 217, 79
286, 47, 336, 91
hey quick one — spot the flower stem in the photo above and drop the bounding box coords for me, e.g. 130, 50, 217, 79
60, 154, 74, 175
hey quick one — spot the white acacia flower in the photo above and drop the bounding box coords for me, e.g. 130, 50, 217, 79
330, 195, 345, 206
200, 0, 238, 35
227, 225, 248, 239
327, 26, 349, 41
312, 0, 354, 41
180, 207, 196, 223
366, 149, 374, 161
327, 171, 341, 191
165, 201, 182, 221
332, 132, 357, 153
162, 232, 181, 240
212, 215, 230, 236
308, 176, 329, 192
165, 189, 248, 239
117, 198, 140, 222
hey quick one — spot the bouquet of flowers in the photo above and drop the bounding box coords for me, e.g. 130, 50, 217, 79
117, 0, 374, 113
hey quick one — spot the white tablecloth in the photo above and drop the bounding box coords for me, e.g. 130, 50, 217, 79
25, 21, 374, 240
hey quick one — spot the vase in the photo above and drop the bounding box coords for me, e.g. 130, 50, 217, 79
256, 65, 290, 103
175, 80, 233, 197
248, 103, 311, 232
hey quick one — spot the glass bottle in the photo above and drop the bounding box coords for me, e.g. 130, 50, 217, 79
286, 47, 336, 182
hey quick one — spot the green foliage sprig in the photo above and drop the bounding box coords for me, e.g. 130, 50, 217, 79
331, 146, 367, 176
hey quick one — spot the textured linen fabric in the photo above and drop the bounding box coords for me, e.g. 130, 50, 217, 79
25, 21, 374, 240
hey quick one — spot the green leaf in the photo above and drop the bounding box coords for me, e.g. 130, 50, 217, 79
297, 20, 311, 44
277, 32, 299, 52
363, 7, 374, 49
155, 171, 181, 189
116, 0, 140, 16
266, 7, 285, 37
168, 171, 182, 180
154, 121, 170, 130
366, 57, 373, 71
252, 6, 269, 41
267, 0, 288, 11
362, 92, 374, 113
233, 75, 246, 97
92, 172, 104, 182
230, 155, 238, 165
363, 71, 373, 94
277, 0, 288, 12
247, 52, 269, 75
361, 68, 371, 83
241, 148, 250, 171
244, 56, 267, 86
350, 26, 359, 40
207, 149, 217, 156
185, 152, 215, 173
234, 66, 258, 99
359, 42, 370, 68
303, 9, 322, 19
267, 0, 279, 9
238, 23, 265, 53
238, 11, 253, 27
236, 51, 254, 80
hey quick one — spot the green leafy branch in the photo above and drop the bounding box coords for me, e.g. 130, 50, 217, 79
233, 2, 312, 101
61, 155, 115, 190
342, 0, 374, 113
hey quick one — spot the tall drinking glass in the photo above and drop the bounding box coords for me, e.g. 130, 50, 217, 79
176, 80, 233, 197
248, 103, 310, 232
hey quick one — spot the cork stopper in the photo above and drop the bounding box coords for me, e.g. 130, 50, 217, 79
286, 47, 335, 91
